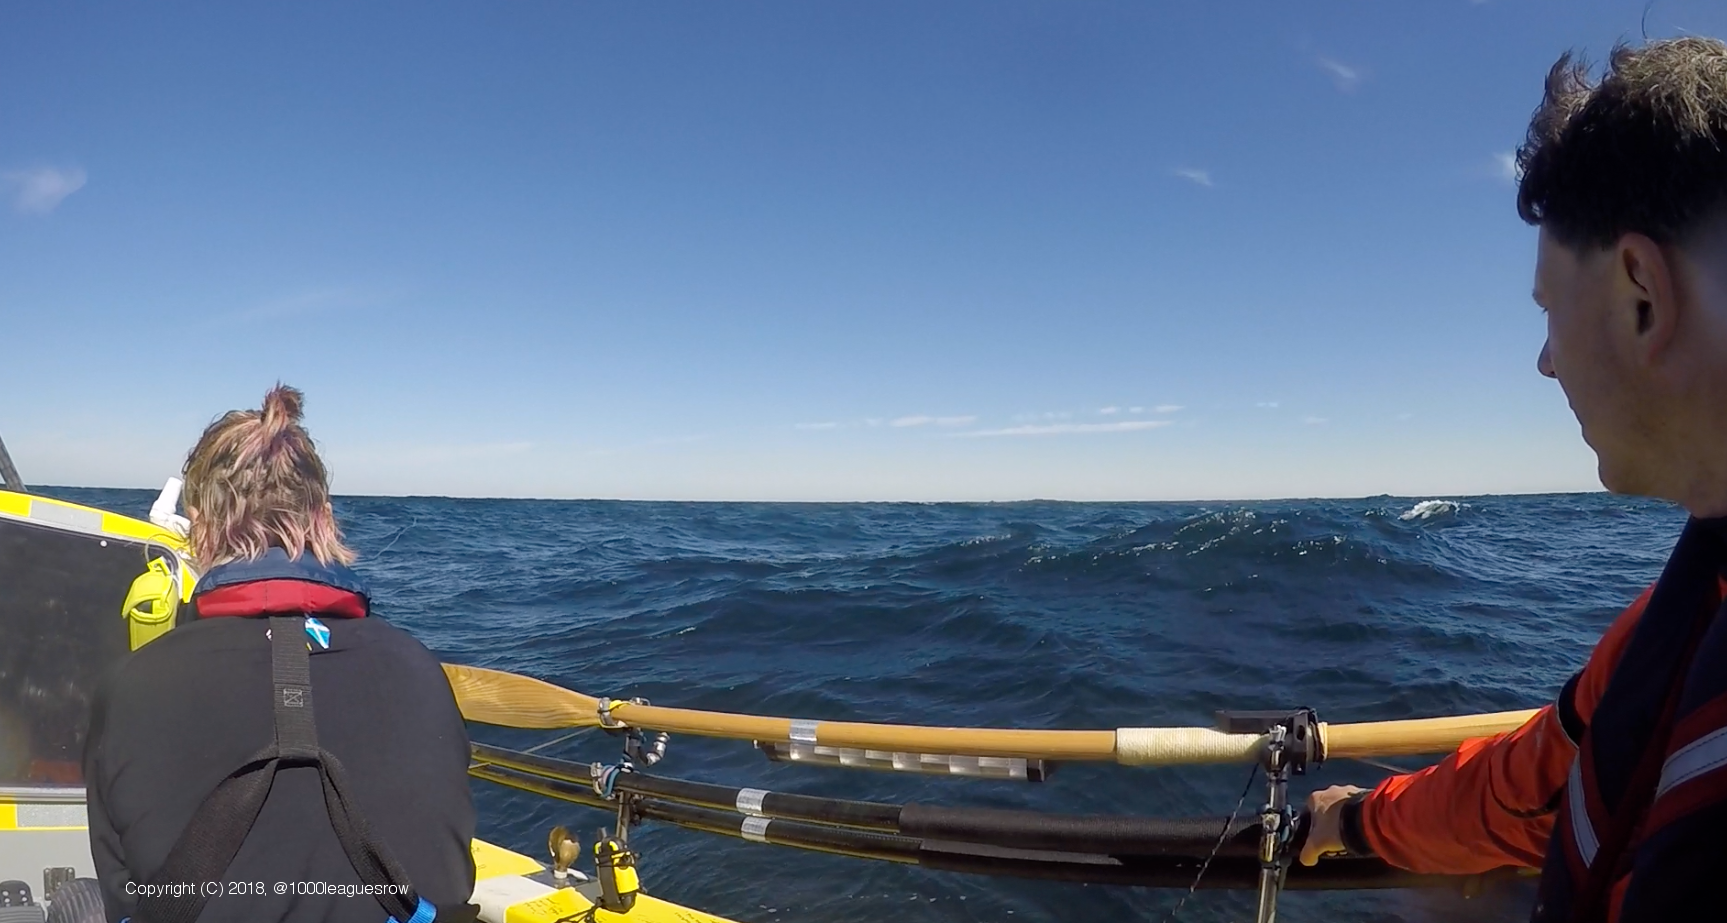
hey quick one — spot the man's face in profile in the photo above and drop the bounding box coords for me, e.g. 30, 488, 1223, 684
1533, 227, 1657, 496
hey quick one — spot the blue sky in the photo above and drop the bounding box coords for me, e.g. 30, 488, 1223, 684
4, 0, 1722, 501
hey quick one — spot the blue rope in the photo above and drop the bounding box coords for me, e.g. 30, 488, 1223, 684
594, 763, 626, 800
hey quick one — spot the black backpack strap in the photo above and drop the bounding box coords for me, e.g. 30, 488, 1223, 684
315, 751, 425, 921
132, 616, 444, 923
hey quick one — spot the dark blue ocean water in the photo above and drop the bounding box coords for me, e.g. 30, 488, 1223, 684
45, 488, 1688, 923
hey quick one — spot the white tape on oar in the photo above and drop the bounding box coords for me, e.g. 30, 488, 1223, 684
1114, 727, 1264, 766
735, 788, 768, 816
740, 816, 772, 842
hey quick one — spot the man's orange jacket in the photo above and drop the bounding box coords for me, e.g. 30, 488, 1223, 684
1346, 586, 1649, 874
1342, 559, 1727, 923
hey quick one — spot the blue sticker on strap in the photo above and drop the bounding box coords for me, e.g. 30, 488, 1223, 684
304, 616, 331, 650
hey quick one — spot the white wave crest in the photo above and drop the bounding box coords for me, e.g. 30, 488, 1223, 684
1399, 499, 1465, 521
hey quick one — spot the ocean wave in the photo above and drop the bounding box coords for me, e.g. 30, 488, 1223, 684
1400, 499, 1466, 521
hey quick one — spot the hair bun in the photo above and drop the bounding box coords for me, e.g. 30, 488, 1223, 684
260, 384, 306, 436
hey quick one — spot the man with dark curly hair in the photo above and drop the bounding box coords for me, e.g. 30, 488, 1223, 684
1303, 36, 1727, 923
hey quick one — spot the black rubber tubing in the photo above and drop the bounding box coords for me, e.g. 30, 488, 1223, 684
469, 763, 1529, 892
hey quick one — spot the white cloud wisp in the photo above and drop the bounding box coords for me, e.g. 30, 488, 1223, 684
1317, 57, 1363, 92
958, 420, 1172, 437
4, 166, 87, 215
1173, 168, 1213, 187
892, 415, 977, 428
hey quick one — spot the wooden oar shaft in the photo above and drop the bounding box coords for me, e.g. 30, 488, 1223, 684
441, 663, 1543, 764
613, 702, 1118, 760
1321, 708, 1540, 760
609, 704, 1540, 764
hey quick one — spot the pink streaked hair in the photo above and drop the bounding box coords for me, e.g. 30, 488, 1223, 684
181, 383, 355, 568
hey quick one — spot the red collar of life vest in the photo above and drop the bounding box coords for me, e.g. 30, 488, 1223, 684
194, 579, 368, 619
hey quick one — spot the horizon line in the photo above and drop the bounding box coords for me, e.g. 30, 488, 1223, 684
21, 481, 1637, 507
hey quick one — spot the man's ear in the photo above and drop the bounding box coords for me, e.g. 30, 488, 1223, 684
1618, 232, 1681, 363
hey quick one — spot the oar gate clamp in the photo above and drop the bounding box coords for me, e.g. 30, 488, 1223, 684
1215, 707, 1321, 923
593, 695, 671, 822
563, 696, 675, 909
596, 696, 631, 729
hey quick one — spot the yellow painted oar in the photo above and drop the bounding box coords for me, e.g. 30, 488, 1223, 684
1323, 710, 1540, 760
442, 663, 1538, 766
442, 663, 601, 729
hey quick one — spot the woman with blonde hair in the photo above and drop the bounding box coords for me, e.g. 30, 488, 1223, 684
81, 385, 477, 923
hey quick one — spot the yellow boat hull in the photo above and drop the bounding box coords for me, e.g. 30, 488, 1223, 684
473, 839, 739, 923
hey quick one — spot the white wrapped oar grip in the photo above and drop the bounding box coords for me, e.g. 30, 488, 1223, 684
1114, 727, 1265, 766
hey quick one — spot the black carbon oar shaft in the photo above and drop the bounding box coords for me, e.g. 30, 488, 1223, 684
470, 764, 919, 863
472, 742, 903, 830
473, 742, 1266, 854
470, 763, 1527, 892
